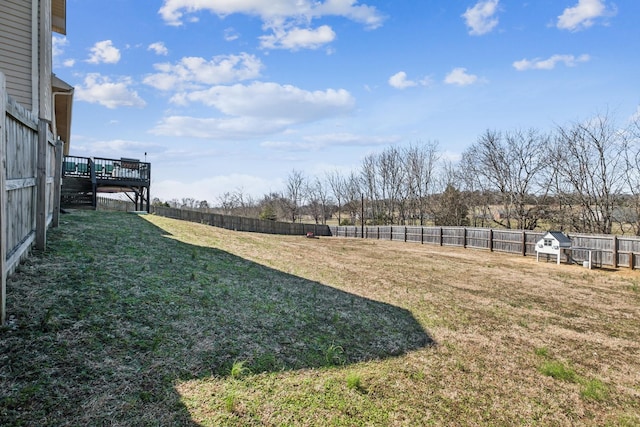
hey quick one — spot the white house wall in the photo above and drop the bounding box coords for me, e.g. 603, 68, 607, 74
0, 0, 35, 110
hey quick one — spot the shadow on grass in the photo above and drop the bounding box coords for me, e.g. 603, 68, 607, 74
0, 211, 433, 426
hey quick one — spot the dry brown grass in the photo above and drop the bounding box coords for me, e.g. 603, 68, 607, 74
1, 210, 639, 426
149, 215, 640, 426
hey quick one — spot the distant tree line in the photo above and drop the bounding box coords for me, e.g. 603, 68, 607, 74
153, 111, 640, 235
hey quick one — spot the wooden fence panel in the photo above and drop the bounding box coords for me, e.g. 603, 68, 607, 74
150, 207, 640, 269
406, 226, 423, 243
5, 100, 39, 268
618, 238, 640, 269
571, 234, 615, 266
331, 225, 640, 269
2, 86, 60, 322
151, 206, 331, 237
467, 228, 491, 250
96, 196, 136, 212
421, 227, 441, 245
442, 227, 465, 247
525, 232, 544, 256
491, 230, 522, 254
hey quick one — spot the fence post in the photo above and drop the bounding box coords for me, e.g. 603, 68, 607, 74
404, 226, 407, 242
390, 226, 393, 240
463, 228, 467, 248
52, 140, 63, 227
36, 120, 48, 251
521, 231, 527, 256
612, 235, 618, 268
489, 229, 493, 252
629, 252, 634, 270
439, 227, 443, 246
421, 226, 424, 245
1, 74, 7, 325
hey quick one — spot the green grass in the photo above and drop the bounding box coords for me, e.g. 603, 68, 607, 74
539, 360, 579, 383
345, 372, 363, 391
1, 210, 638, 426
580, 379, 609, 402
230, 361, 250, 379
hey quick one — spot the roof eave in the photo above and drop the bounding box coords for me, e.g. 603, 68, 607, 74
52, 0, 66, 35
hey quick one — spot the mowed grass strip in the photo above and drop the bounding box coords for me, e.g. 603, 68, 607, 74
0, 210, 638, 426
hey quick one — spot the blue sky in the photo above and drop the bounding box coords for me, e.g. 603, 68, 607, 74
53, 0, 640, 202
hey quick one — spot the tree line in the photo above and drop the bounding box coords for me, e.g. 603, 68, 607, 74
154, 111, 640, 235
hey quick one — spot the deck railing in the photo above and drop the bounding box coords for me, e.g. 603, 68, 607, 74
63, 155, 150, 183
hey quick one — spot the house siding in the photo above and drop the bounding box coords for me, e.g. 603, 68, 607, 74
0, 0, 34, 110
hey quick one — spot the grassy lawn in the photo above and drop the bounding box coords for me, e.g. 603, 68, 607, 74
1, 210, 639, 426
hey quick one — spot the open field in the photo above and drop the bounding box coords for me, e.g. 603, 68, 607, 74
1, 210, 639, 426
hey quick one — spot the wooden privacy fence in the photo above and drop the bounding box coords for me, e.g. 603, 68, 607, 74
330, 225, 640, 270
1, 74, 63, 323
151, 206, 332, 237
96, 196, 136, 212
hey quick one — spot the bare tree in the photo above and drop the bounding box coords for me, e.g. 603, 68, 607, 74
460, 128, 553, 230
343, 171, 362, 225
217, 192, 237, 215
360, 154, 383, 224
284, 169, 307, 223
552, 113, 626, 234
306, 177, 332, 225
326, 169, 346, 225
620, 114, 640, 234
181, 197, 197, 209
404, 141, 439, 225
377, 146, 405, 224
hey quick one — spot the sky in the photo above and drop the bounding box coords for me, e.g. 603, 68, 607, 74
53, 0, 640, 203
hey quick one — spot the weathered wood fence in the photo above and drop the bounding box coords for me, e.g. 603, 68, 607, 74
1, 74, 63, 323
330, 225, 640, 270
152, 205, 332, 236
96, 196, 136, 212
140, 202, 640, 269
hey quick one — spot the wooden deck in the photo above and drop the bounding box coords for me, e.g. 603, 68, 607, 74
61, 156, 151, 211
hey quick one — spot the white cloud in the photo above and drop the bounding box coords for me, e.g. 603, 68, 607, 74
224, 28, 240, 41
444, 68, 479, 86
158, 0, 385, 28
87, 40, 121, 64
75, 73, 146, 109
462, 0, 500, 36
171, 81, 355, 122
52, 36, 67, 60
71, 139, 165, 159
153, 174, 282, 202
151, 83, 355, 139
513, 54, 590, 71
388, 72, 417, 89
143, 53, 263, 91
387, 72, 432, 90
158, 0, 384, 51
150, 116, 290, 139
557, 0, 613, 31
53, 36, 74, 68
148, 42, 169, 56
262, 133, 399, 151
260, 25, 336, 50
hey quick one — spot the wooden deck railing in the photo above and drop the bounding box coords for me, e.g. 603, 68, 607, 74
63, 155, 150, 184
